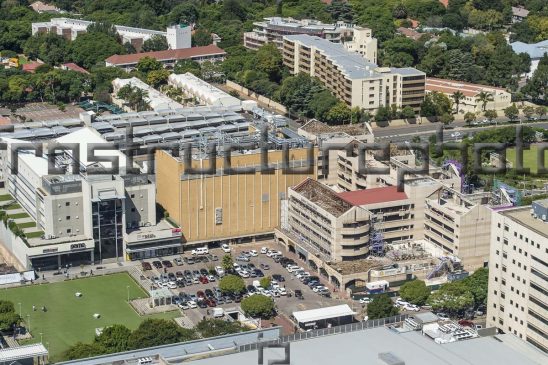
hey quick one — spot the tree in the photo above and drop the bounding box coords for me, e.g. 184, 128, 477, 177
504, 104, 519, 121
221, 254, 234, 272
401, 106, 415, 119
193, 29, 212, 47
94, 324, 131, 354
69, 32, 125, 69
142, 35, 168, 52
464, 112, 476, 126
128, 319, 196, 349
451, 91, 465, 114
0, 309, 20, 332
484, 109, 498, 122
366, 294, 399, 319
147, 69, 170, 88
255, 43, 283, 82
325, 102, 351, 124
174, 59, 202, 77
461, 268, 489, 308
136, 57, 163, 75
240, 295, 275, 318
219, 274, 245, 294
63, 342, 106, 360
440, 113, 454, 126
195, 318, 243, 338
399, 280, 430, 306
427, 281, 474, 315
117, 85, 150, 112
308, 90, 339, 121
259, 276, 272, 289
375, 105, 392, 122
522, 106, 535, 119
392, 3, 407, 19
475, 91, 493, 111
536, 106, 546, 119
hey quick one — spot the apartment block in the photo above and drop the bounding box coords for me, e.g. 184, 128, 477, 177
244, 17, 354, 51
487, 200, 547, 353
424, 186, 492, 271
31, 18, 190, 51
282, 35, 425, 113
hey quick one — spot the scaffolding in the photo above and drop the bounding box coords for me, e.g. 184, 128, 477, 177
369, 214, 385, 257
426, 256, 462, 280
491, 180, 522, 207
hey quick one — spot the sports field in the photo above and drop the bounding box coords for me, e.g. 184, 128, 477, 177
506, 145, 547, 174
4, 273, 178, 361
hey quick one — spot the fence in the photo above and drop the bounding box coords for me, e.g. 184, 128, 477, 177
238, 314, 408, 352
225, 80, 288, 114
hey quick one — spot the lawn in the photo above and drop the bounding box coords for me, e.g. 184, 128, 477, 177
506, 145, 547, 174
4, 273, 179, 361
0, 194, 13, 201
24, 231, 44, 239
7, 212, 29, 219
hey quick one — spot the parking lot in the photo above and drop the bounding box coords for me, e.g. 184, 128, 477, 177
14, 102, 84, 121
139, 243, 348, 327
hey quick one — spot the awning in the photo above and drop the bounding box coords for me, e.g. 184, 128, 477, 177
292, 304, 356, 324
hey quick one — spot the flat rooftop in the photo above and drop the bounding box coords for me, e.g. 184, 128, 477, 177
183, 327, 545, 365
501, 206, 547, 238
426, 77, 507, 97
299, 119, 370, 136
338, 186, 408, 206
292, 178, 353, 217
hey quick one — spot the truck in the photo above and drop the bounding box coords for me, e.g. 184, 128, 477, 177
212, 308, 224, 318
365, 280, 389, 294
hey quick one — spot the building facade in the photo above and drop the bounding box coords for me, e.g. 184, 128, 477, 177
487, 201, 548, 353
282, 35, 425, 113
31, 18, 190, 51
155, 147, 317, 246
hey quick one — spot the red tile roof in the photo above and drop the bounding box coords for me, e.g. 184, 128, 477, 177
62, 62, 89, 74
22, 61, 44, 73
426, 77, 507, 98
105, 45, 226, 66
338, 186, 408, 206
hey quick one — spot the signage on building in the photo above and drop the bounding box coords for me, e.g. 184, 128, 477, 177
43, 248, 58, 254
70, 243, 86, 251
137, 233, 156, 240
172, 228, 182, 237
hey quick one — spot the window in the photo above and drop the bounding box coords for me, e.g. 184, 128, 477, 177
66, 229, 71, 233
504, 225, 509, 231
130, 194, 135, 198
519, 234, 523, 240
497, 223, 501, 228
66, 216, 70, 220
65, 202, 70, 206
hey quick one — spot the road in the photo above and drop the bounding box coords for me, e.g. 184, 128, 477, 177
373, 121, 548, 142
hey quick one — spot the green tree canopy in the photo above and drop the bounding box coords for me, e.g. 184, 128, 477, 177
63, 342, 106, 361
259, 276, 272, 289
240, 295, 275, 318
219, 274, 245, 294
136, 56, 163, 75
504, 104, 519, 121
69, 32, 125, 69
367, 294, 399, 319
427, 281, 475, 314
195, 318, 244, 338
128, 319, 196, 349
142, 35, 168, 52
147, 68, 170, 88
399, 280, 430, 306
221, 254, 234, 272
94, 324, 132, 354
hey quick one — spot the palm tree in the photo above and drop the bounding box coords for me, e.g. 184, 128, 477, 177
475, 91, 494, 112
451, 91, 464, 114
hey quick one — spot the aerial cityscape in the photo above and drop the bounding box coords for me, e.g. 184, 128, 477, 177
0, 0, 546, 364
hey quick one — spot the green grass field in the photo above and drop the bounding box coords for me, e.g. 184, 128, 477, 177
4, 273, 178, 361
506, 145, 547, 174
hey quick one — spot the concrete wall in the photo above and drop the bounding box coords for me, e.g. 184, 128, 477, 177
225, 80, 287, 114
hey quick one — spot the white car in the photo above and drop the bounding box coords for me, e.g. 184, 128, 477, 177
260, 247, 268, 254
191, 247, 209, 255
249, 250, 258, 257
178, 302, 189, 310
167, 281, 177, 289
359, 297, 371, 305
404, 304, 420, 312
286, 265, 301, 273
207, 275, 216, 282
239, 270, 250, 278
450, 132, 461, 138
187, 301, 197, 309
221, 244, 231, 253
395, 298, 409, 307
277, 287, 287, 296
266, 250, 282, 257
215, 266, 225, 277
313, 285, 328, 293
437, 313, 450, 320
233, 263, 240, 271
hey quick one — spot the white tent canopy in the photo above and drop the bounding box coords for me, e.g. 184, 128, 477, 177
292, 304, 356, 324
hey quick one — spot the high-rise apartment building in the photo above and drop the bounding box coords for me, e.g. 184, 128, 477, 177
282, 35, 425, 113
487, 200, 548, 353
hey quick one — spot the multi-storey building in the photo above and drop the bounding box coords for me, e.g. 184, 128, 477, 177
425, 78, 512, 113
282, 35, 425, 113
31, 18, 190, 51
0, 128, 181, 270
155, 142, 317, 246
487, 200, 548, 353
283, 178, 371, 262
424, 186, 492, 271
244, 17, 354, 50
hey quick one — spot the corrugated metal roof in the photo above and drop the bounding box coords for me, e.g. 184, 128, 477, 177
0, 344, 48, 361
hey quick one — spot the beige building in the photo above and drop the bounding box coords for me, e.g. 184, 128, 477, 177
424, 186, 492, 271
282, 34, 425, 113
425, 78, 512, 113
487, 201, 547, 353
343, 26, 377, 64
155, 147, 316, 246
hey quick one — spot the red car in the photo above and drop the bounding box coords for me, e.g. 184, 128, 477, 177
199, 275, 209, 284
205, 298, 216, 307
141, 262, 152, 271
196, 290, 205, 299
458, 319, 474, 328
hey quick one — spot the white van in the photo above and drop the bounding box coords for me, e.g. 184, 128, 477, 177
191, 247, 209, 255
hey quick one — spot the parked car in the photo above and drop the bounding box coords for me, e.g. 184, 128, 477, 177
254, 269, 264, 277
178, 302, 189, 310
404, 304, 420, 312
395, 298, 409, 307
458, 319, 475, 328
162, 260, 173, 268
207, 275, 216, 282
260, 263, 270, 270
313, 285, 328, 293
199, 276, 209, 284
141, 262, 152, 271
359, 297, 371, 305
152, 261, 163, 269
437, 313, 450, 320
294, 289, 303, 299
196, 291, 205, 299
239, 270, 250, 278
191, 247, 209, 255
236, 255, 250, 262
221, 244, 231, 253
174, 257, 184, 266
215, 266, 225, 277
184, 257, 195, 265
249, 250, 258, 257
260, 247, 269, 254
208, 254, 219, 261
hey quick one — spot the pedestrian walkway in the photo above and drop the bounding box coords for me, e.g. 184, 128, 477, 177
174, 315, 194, 329
3, 335, 19, 348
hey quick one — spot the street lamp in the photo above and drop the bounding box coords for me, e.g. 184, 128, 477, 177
126, 285, 130, 302
18, 302, 21, 316
40, 332, 43, 343
26, 314, 30, 333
